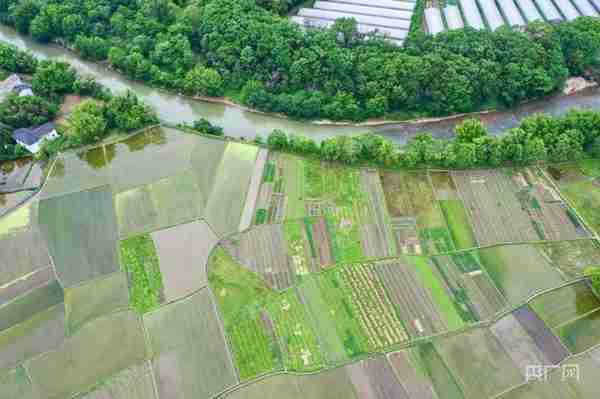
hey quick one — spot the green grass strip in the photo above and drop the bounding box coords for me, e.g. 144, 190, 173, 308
119, 234, 163, 314
409, 257, 464, 330
439, 200, 476, 250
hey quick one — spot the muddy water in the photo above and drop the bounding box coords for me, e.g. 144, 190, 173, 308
1, 24, 600, 144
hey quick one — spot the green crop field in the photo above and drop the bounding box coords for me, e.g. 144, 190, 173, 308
439, 200, 477, 250
6, 129, 600, 399
284, 219, 311, 277
266, 289, 324, 371
119, 234, 163, 314
208, 246, 280, 379
409, 256, 465, 330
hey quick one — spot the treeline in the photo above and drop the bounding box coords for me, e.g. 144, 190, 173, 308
1, 0, 600, 121
265, 109, 600, 169
0, 43, 157, 161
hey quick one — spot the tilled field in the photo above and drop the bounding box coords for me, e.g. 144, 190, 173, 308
239, 149, 268, 232
513, 305, 570, 365
532, 186, 585, 241
375, 259, 447, 337
461, 271, 507, 320
490, 314, 553, 377
222, 224, 295, 290
360, 170, 396, 258
452, 170, 538, 246
387, 350, 438, 399
308, 217, 334, 267
345, 356, 410, 399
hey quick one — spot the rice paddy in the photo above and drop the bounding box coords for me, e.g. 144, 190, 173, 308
2, 128, 600, 399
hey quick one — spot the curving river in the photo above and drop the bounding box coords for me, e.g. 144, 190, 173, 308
2, 24, 600, 144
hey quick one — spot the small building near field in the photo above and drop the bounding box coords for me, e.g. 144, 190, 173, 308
12, 122, 59, 154
0, 74, 33, 101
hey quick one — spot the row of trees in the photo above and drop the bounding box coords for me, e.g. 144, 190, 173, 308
265, 109, 600, 169
0, 43, 157, 161
1, 0, 599, 121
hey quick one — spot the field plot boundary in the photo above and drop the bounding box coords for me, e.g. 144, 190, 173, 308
490, 341, 600, 399
210, 277, 599, 399
540, 166, 599, 239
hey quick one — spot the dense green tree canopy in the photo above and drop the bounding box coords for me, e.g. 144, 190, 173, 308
1, 0, 598, 121
0, 94, 58, 128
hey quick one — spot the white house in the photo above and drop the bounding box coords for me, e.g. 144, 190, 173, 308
0, 74, 33, 101
12, 122, 60, 154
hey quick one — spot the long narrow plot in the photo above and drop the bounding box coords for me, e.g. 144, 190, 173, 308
513, 305, 570, 365
490, 314, 553, 377
238, 149, 268, 232
388, 350, 438, 399
144, 290, 238, 399
39, 185, 120, 287
360, 169, 397, 259
345, 356, 410, 399
375, 259, 448, 337
205, 143, 259, 237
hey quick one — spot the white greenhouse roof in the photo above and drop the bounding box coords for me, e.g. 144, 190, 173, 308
292, 15, 406, 43
459, 0, 486, 29
570, 0, 599, 16
425, 8, 445, 35
553, 0, 581, 19
298, 8, 412, 29
496, 0, 526, 25
444, 5, 465, 29
333, 0, 416, 11
516, 0, 544, 21
478, 0, 506, 30
534, 0, 563, 21
313, 1, 413, 19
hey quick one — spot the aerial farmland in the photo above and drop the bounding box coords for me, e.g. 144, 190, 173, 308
1, 127, 600, 398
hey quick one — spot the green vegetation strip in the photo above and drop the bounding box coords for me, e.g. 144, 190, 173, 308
439, 200, 477, 250
119, 234, 163, 314
209, 247, 280, 379
409, 257, 464, 330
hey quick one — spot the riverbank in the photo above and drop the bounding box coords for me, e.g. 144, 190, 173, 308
2, 24, 600, 143
6, 26, 598, 130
